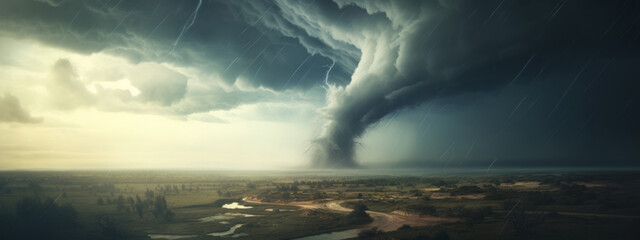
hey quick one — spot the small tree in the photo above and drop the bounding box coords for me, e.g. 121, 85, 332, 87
312, 192, 323, 200
116, 202, 125, 212
345, 204, 373, 224
127, 196, 135, 207
281, 192, 290, 200
145, 189, 154, 199
116, 195, 125, 205
134, 195, 144, 218
152, 195, 174, 221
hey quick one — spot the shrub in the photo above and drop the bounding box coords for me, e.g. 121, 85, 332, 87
345, 204, 373, 224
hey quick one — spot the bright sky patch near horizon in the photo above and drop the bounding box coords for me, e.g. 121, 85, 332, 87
1, 0, 638, 170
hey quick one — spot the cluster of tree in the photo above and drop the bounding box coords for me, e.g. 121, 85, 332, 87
430, 179, 459, 188
133, 195, 148, 218
486, 177, 516, 186
153, 185, 182, 194
96, 194, 142, 215
484, 186, 519, 200
151, 196, 175, 221
276, 184, 299, 192
408, 189, 423, 197
285, 180, 334, 189
281, 178, 418, 189
311, 191, 328, 200
343, 204, 373, 225
0, 195, 150, 239
280, 191, 291, 200
432, 204, 494, 227
144, 189, 155, 198
446, 185, 484, 196
0, 197, 77, 239
337, 177, 426, 188
0, 178, 12, 195
261, 178, 431, 190
556, 183, 597, 205
87, 183, 117, 193
96, 191, 175, 221
216, 190, 232, 197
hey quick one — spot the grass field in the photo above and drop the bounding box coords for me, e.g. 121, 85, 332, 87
1, 170, 639, 239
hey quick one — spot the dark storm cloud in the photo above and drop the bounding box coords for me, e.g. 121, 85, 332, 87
0, 0, 351, 113
384, 70, 639, 169
1, 0, 638, 167
280, 0, 638, 168
0, 94, 42, 124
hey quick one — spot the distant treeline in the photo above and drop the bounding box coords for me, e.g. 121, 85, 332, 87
0, 196, 147, 240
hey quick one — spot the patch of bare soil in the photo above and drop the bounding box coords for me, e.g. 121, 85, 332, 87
500, 181, 541, 188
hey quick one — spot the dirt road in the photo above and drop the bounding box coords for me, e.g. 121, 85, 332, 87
243, 197, 459, 232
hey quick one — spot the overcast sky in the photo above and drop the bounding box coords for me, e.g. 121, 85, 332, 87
0, 0, 638, 170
